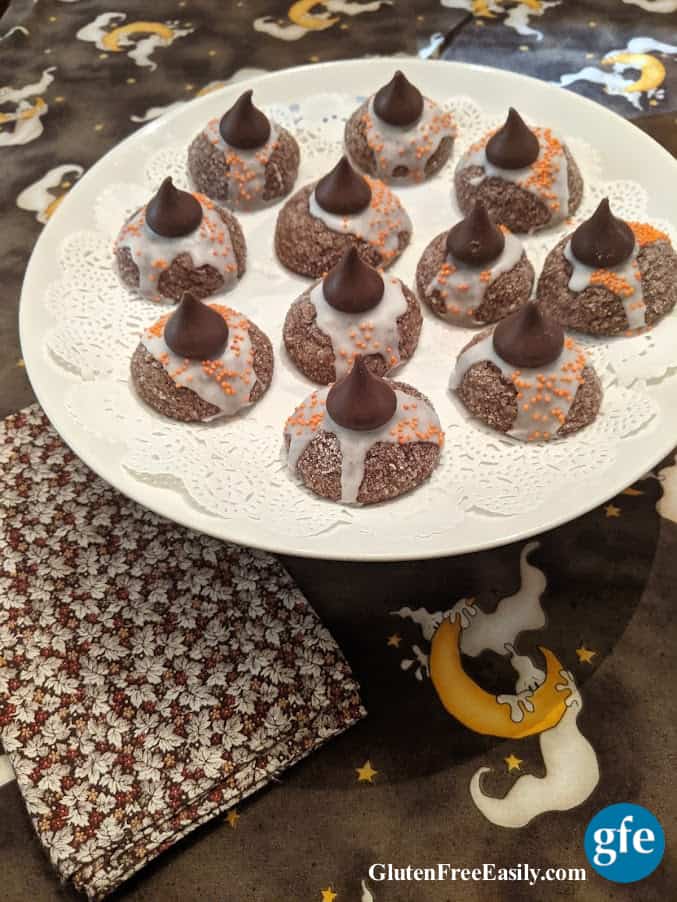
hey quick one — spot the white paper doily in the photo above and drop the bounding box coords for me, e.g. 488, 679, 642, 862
21, 60, 677, 560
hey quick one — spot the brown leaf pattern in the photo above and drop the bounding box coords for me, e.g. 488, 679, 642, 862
0, 405, 365, 899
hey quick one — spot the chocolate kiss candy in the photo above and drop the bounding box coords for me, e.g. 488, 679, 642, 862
164, 292, 229, 360
315, 156, 372, 215
219, 89, 271, 150
446, 201, 505, 266
486, 108, 540, 170
493, 303, 564, 369
146, 177, 202, 238
570, 198, 635, 268
373, 70, 424, 127
326, 355, 397, 431
324, 247, 384, 314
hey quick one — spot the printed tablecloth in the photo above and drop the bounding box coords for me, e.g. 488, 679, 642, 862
1, 2, 676, 900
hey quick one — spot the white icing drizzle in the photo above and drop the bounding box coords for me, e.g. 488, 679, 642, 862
461, 127, 570, 228
141, 305, 258, 420
309, 276, 409, 379
362, 96, 456, 183
563, 240, 646, 331
115, 195, 238, 303
426, 231, 525, 326
285, 387, 443, 504
202, 116, 281, 210
308, 178, 412, 266
450, 332, 588, 442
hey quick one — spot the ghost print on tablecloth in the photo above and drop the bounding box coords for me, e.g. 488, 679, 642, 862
394, 542, 600, 828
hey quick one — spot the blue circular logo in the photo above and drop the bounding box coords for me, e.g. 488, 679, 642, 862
584, 803, 665, 883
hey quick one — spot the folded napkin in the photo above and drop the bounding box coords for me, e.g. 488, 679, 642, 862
0, 406, 365, 899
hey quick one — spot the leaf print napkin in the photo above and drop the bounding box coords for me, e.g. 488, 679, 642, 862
0, 406, 365, 900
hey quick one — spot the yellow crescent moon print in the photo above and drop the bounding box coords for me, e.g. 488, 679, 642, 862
17, 164, 85, 224
197, 82, 227, 97
473, 0, 495, 15
101, 21, 175, 52
0, 96, 46, 125
43, 195, 64, 219
77, 14, 194, 70
255, 1, 389, 41
471, 0, 545, 17
442, 0, 558, 39
288, 0, 339, 29
430, 618, 569, 738
604, 52, 666, 93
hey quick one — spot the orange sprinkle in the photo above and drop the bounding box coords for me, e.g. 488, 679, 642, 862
628, 221, 668, 247
590, 269, 634, 297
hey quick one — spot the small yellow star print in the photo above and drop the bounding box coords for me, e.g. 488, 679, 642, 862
576, 645, 597, 664
356, 760, 378, 783
504, 754, 522, 772
605, 504, 621, 518
226, 809, 239, 828
16, 358, 25, 368
321, 889, 337, 902
309, 55, 320, 63
387, 634, 401, 648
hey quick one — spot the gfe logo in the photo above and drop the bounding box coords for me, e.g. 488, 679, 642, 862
584, 803, 665, 883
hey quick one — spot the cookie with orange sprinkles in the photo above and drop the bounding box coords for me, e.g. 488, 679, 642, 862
344, 70, 456, 184
450, 303, 602, 442
274, 156, 412, 279
285, 356, 443, 505
131, 293, 273, 422
188, 90, 300, 212
115, 178, 246, 304
454, 108, 583, 234
416, 200, 534, 327
537, 199, 677, 336
283, 247, 422, 385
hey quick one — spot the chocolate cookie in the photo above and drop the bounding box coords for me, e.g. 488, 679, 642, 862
451, 306, 602, 441
344, 71, 455, 184
285, 373, 443, 505
188, 92, 300, 211
454, 111, 583, 234
115, 182, 246, 303
416, 204, 534, 326
275, 158, 412, 278
283, 251, 422, 384
537, 223, 677, 336
132, 302, 273, 422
